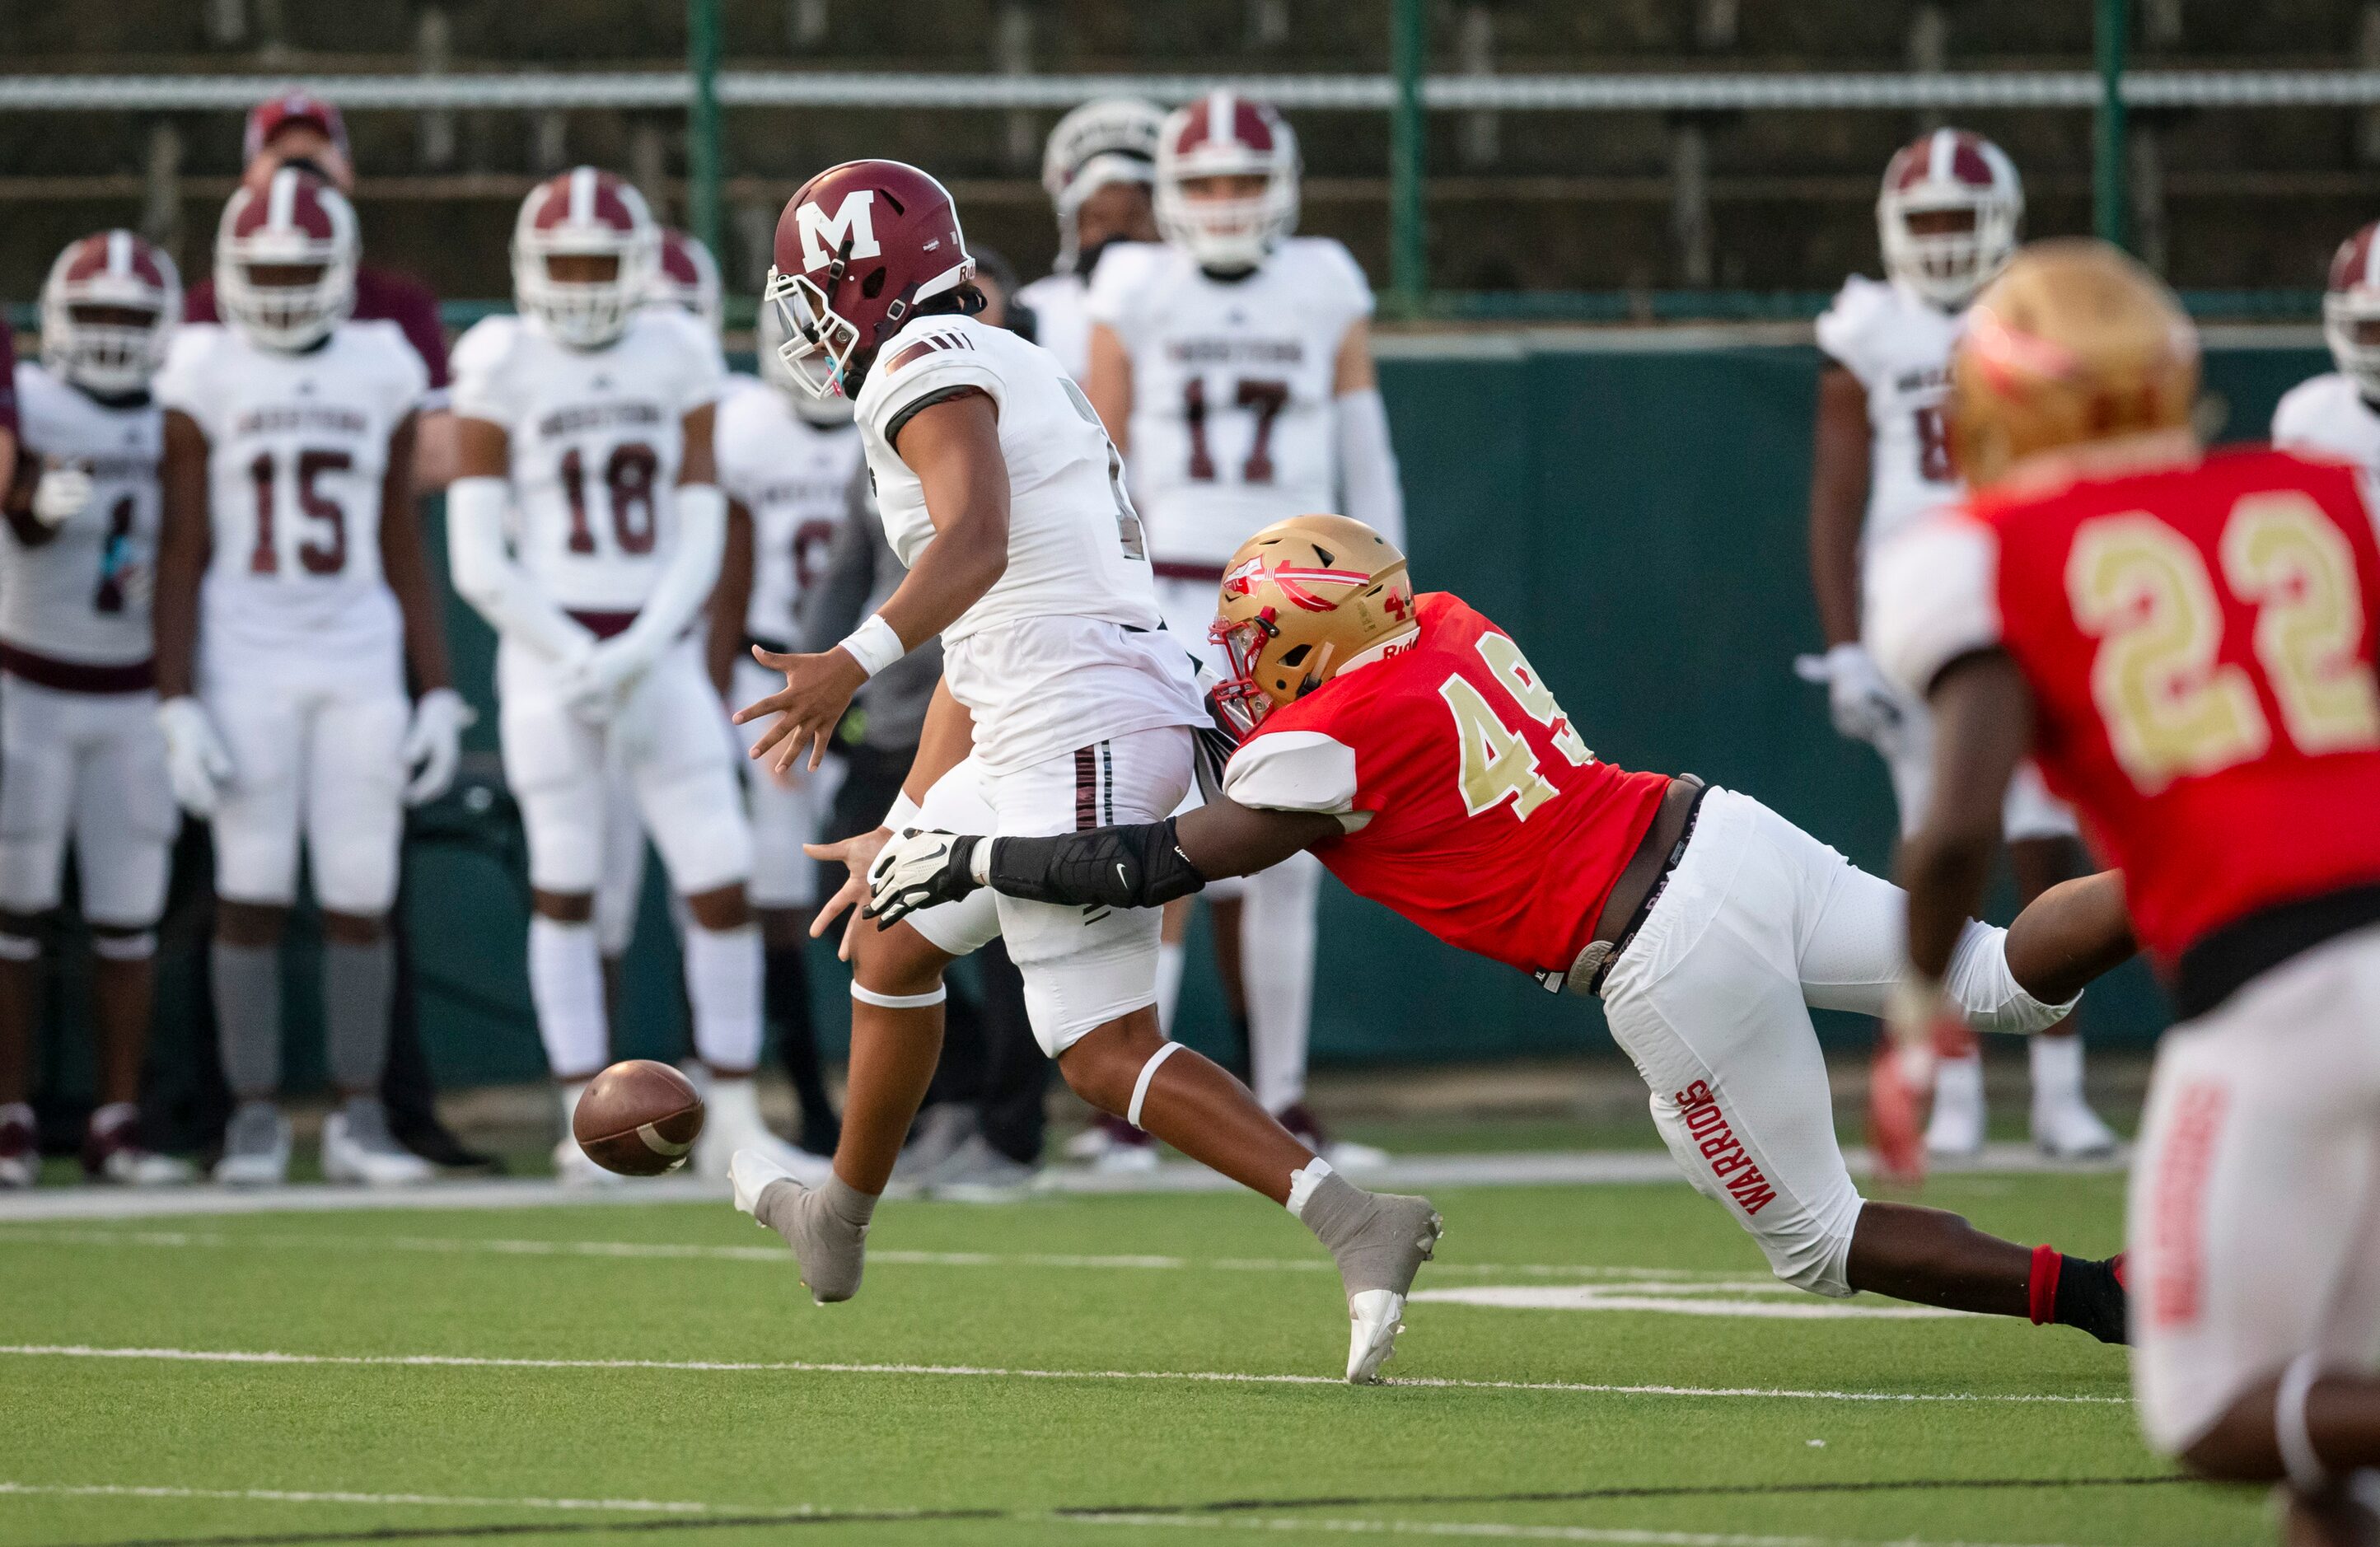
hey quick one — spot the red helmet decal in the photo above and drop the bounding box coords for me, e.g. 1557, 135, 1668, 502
60, 234, 113, 284
124, 237, 168, 288
232, 171, 338, 240
658, 233, 703, 286
1944, 132, 1997, 189
2331, 222, 2380, 295
1174, 91, 1276, 157
531, 168, 641, 235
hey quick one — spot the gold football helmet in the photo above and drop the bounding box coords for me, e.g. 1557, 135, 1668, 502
1209, 514, 1417, 735
1947, 237, 2200, 490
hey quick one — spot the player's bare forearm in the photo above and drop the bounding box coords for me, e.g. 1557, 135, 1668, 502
1808, 366, 1872, 647
153, 411, 212, 700
1084, 324, 1133, 451
989, 802, 1335, 909
675, 403, 717, 488
378, 414, 454, 693
1899, 651, 2035, 979
708, 500, 756, 696
880, 390, 1010, 648
2005, 871, 2136, 1007
900, 680, 975, 807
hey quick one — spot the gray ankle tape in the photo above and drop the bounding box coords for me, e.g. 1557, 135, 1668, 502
212, 941, 283, 1097
823, 1175, 877, 1228
1301, 1171, 1439, 1298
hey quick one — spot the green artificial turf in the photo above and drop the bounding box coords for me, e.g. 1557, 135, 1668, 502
0, 1168, 2261, 1546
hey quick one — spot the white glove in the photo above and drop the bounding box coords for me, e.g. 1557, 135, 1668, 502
864, 828, 987, 927
156, 696, 234, 816
563, 633, 662, 721
1796, 643, 1904, 747
400, 687, 475, 807
31, 464, 94, 528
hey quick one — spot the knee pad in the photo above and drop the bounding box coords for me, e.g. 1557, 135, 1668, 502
1946, 918, 2076, 1035
643, 762, 752, 898
1761, 1226, 1859, 1300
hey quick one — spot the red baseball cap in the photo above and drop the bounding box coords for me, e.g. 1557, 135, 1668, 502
243, 90, 350, 164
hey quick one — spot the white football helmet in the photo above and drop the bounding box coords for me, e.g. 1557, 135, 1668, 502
1042, 98, 1163, 273
41, 230, 181, 394
2325, 222, 2380, 398
1877, 128, 2022, 310
1155, 91, 1300, 274
215, 167, 358, 353
756, 293, 853, 427
512, 166, 659, 349
649, 227, 723, 334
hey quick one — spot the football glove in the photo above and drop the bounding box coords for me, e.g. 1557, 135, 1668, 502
400, 687, 475, 807
562, 633, 658, 722
30, 464, 94, 528
1796, 643, 1904, 749
156, 696, 234, 817
865, 828, 984, 927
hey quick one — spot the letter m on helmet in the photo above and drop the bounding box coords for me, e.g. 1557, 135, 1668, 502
797, 190, 881, 272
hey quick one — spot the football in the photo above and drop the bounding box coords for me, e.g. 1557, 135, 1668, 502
571, 1060, 704, 1176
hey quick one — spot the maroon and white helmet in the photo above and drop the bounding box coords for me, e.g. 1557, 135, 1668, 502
1877, 129, 2022, 309
764, 160, 975, 400
41, 230, 181, 394
216, 166, 358, 352
512, 167, 659, 349
2325, 222, 2380, 397
1155, 91, 1300, 273
1041, 98, 1164, 272
648, 227, 722, 334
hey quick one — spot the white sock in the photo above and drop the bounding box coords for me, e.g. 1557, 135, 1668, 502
557, 1079, 588, 1134
1154, 939, 1186, 1037
1241, 853, 1321, 1114
528, 917, 607, 1080
685, 922, 764, 1072
1285, 1155, 1336, 1218
1934, 1049, 1985, 1108
2031, 1032, 2085, 1107
705, 1074, 764, 1139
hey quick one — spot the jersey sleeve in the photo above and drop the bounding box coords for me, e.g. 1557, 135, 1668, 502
659, 307, 727, 414
2271, 377, 2327, 448
1867, 511, 2005, 698
1222, 728, 1362, 823
859, 324, 1008, 447
446, 316, 522, 428
151, 325, 224, 438
366, 320, 432, 421
1310, 238, 1377, 323
711, 377, 764, 501
1812, 275, 1892, 384
1082, 241, 1161, 332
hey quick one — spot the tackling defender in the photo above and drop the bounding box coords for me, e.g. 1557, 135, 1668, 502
731, 160, 1442, 1383
1881, 241, 2380, 1538
1806, 129, 2113, 1160
2272, 219, 2380, 475
865, 513, 2132, 1336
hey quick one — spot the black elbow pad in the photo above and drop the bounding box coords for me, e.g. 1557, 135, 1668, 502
987, 818, 1208, 910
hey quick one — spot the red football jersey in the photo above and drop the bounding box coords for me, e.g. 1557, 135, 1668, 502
1221, 591, 1672, 979
1887, 446, 2380, 962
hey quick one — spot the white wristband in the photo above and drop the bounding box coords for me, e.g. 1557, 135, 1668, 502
837, 615, 905, 680
885, 790, 922, 832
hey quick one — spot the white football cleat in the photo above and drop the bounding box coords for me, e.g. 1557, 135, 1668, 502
1323, 1137, 1391, 1171
213, 1101, 291, 1187
552, 1134, 625, 1187
1924, 1054, 1987, 1157
1346, 1288, 1409, 1384
729, 1147, 797, 1220
2032, 1096, 2120, 1159
321, 1101, 435, 1186
0, 1105, 40, 1189
698, 1077, 832, 1185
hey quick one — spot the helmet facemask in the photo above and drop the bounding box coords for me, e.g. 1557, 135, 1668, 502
51, 303, 168, 394
1158, 168, 1298, 274
2326, 288, 2380, 400
1209, 610, 1284, 737
516, 241, 652, 350
763, 264, 865, 400
1881, 194, 2019, 309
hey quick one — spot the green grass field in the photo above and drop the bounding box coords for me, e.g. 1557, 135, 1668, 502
0, 1166, 2260, 1547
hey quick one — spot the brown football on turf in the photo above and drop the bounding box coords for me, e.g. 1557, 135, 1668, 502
573, 1059, 705, 1176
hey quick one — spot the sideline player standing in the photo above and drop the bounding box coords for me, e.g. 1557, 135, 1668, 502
1084, 93, 1404, 1163
2272, 220, 2380, 474
1014, 98, 1164, 382
704, 297, 863, 1159
1879, 240, 2380, 1537
732, 161, 1442, 1383
153, 170, 467, 1186
865, 513, 2132, 1338
1804, 129, 2114, 1160
447, 171, 818, 1186
0, 232, 192, 1185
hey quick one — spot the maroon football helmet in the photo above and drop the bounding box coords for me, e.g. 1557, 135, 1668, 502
41, 230, 181, 393
764, 160, 975, 400
216, 166, 358, 352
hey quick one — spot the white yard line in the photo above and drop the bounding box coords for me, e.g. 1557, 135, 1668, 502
0, 1482, 733, 1514
1060, 1516, 2096, 1547
0, 1344, 2130, 1405
0, 1144, 2123, 1224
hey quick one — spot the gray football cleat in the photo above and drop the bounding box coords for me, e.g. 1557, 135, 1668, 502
321, 1098, 435, 1186
732, 1148, 872, 1304
213, 1101, 292, 1188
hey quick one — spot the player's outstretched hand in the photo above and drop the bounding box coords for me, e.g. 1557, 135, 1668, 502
866, 830, 983, 928
156, 696, 234, 817
1796, 643, 1903, 750
803, 827, 895, 961
30, 461, 94, 528
735, 645, 867, 776
401, 687, 476, 806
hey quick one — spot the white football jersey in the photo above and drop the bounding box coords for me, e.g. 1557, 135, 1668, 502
0, 363, 164, 668
1814, 274, 1964, 552
154, 320, 426, 665
2273, 373, 2380, 477
714, 374, 863, 649
1086, 237, 1372, 568
1013, 269, 1092, 382
853, 309, 1201, 774
450, 307, 726, 615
